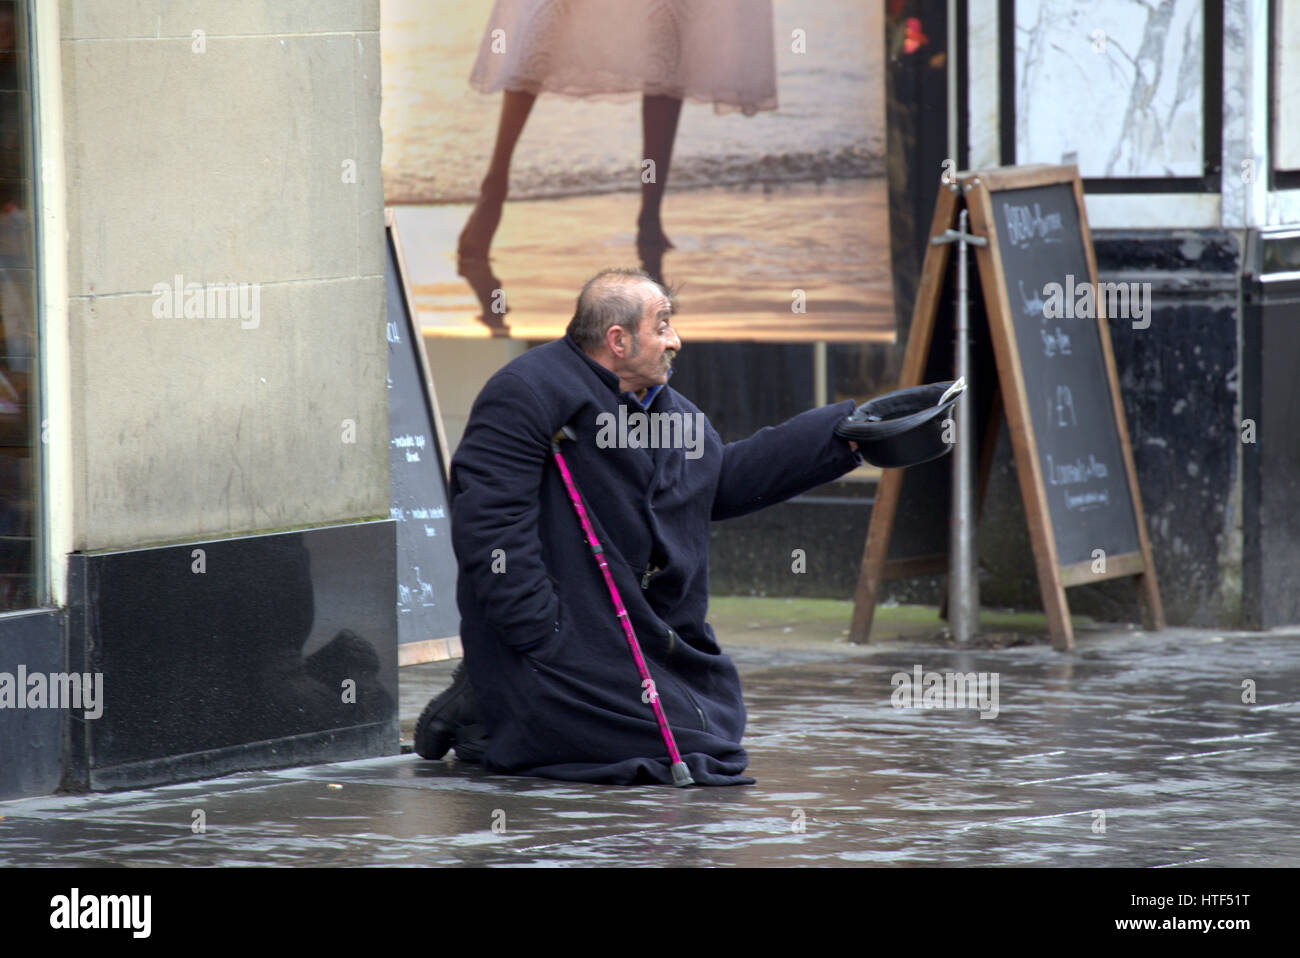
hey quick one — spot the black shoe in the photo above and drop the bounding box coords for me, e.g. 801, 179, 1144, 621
452, 723, 490, 764
414, 662, 478, 760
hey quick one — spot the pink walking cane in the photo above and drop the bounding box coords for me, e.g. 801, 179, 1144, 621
550, 426, 694, 787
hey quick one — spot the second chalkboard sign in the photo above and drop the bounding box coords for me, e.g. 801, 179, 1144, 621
851, 165, 1163, 650
385, 210, 461, 666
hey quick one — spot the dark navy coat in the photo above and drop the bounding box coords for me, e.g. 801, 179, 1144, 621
450, 335, 859, 785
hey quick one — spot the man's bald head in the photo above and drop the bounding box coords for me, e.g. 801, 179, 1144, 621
567, 267, 673, 354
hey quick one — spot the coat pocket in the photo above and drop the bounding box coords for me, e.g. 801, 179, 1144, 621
519, 581, 565, 665
679, 681, 709, 732
649, 659, 708, 733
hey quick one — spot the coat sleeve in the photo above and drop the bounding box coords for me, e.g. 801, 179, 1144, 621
711, 399, 861, 521
449, 370, 560, 650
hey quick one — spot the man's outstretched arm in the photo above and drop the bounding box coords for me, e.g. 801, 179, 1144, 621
449, 370, 559, 650
711, 399, 861, 521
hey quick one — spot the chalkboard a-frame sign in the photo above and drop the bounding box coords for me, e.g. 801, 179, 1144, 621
850, 165, 1164, 650
385, 209, 461, 665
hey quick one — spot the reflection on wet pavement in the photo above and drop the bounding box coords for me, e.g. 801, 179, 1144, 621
2, 630, 1298, 866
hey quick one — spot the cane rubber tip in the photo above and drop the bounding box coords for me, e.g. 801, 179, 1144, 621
671, 762, 694, 787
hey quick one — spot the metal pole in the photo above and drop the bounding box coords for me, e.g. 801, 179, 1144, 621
813, 341, 827, 407
949, 207, 978, 643
929, 192, 986, 643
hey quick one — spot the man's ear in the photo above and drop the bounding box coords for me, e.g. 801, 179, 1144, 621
606, 324, 628, 358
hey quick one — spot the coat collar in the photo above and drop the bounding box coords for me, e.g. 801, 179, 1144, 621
562, 333, 669, 410
563, 333, 621, 393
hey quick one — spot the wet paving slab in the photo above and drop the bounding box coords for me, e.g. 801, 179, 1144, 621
2, 628, 1298, 866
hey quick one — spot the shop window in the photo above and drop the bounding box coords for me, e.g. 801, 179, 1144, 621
0, 0, 39, 609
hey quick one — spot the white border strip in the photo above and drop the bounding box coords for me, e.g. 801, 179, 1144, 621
33, 0, 71, 606
1084, 193, 1222, 230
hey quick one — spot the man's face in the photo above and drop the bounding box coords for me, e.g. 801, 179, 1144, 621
615, 282, 681, 394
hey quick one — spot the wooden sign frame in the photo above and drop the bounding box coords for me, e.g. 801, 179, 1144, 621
386, 208, 463, 665
850, 165, 1163, 650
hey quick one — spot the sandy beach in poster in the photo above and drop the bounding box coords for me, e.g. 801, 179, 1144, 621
382, 0, 891, 341
394, 179, 893, 342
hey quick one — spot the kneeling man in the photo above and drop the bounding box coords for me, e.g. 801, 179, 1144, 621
416, 268, 862, 785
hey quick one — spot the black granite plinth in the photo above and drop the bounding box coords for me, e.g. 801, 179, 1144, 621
65, 521, 398, 791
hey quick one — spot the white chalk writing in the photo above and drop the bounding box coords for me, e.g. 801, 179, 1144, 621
1065, 488, 1110, 511
1041, 327, 1072, 357
1046, 453, 1109, 485
1002, 201, 1064, 248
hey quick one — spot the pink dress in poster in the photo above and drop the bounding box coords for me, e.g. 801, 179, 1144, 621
468, 0, 778, 115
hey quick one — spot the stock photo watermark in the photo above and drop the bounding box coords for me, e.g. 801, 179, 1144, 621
595, 406, 707, 460
50, 889, 150, 938
1041, 273, 1151, 330
891, 665, 999, 719
151, 274, 261, 329
0, 667, 103, 720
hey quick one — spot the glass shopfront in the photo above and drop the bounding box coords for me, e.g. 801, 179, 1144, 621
0, 0, 39, 610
